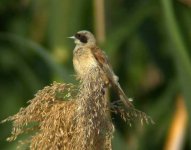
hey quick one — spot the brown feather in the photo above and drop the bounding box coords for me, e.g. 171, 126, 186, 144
91, 46, 134, 108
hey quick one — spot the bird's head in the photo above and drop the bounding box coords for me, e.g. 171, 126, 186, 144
69, 30, 96, 46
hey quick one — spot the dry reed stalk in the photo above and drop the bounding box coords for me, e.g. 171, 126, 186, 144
93, 0, 106, 43
164, 95, 188, 150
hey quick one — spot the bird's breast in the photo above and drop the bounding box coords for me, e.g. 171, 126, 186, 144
73, 47, 98, 77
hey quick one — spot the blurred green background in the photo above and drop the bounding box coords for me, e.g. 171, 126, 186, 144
0, 0, 191, 149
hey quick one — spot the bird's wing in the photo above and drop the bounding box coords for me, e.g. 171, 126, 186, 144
91, 47, 115, 79
91, 47, 134, 108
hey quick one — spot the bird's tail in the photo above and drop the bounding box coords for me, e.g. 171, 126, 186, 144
111, 81, 134, 109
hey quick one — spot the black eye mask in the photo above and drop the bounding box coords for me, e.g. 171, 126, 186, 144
75, 33, 88, 43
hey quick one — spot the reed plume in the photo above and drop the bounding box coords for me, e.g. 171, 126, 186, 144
2, 67, 152, 150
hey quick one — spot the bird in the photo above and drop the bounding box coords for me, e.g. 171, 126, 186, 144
69, 30, 134, 109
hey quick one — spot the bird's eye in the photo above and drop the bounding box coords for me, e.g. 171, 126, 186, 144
75, 33, 81, 39
75, 33, 88, 43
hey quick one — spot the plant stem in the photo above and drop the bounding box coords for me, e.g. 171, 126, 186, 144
161, 0, 191, 121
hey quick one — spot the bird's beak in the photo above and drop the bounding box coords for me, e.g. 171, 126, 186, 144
68, 36, 75, 39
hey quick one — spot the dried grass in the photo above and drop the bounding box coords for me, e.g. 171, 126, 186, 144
2, 67, 153, 150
